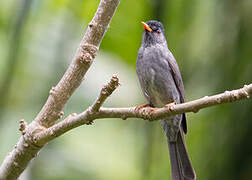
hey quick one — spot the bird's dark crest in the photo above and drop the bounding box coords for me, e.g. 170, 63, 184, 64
146, 20, 165, 33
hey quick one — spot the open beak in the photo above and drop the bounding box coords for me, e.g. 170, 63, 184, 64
141, 22, 152, 32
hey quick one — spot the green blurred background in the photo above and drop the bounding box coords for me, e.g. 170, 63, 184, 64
0, 0, 252, 179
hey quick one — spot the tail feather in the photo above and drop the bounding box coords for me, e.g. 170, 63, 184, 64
168, 141, 184, 180
167, 130, 196, 180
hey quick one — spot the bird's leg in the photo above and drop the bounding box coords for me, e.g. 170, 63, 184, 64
165, 101, 176, 110
135, 103, 159, 117
135, 103, 151, 111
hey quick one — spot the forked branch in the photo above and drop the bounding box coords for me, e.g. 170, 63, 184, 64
0, 0, 120, 179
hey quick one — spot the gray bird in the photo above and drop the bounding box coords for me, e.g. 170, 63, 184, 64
136, 20, 196, 180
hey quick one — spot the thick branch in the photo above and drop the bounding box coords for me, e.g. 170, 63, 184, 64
35, 0, 120, 128
34, 83, 252, 146
0, 0, 120, 179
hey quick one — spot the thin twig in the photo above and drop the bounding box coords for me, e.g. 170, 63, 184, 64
91, 74, 119, 112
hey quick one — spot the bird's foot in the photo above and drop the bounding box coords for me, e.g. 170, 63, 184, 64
135, 103, 151, 111
165, 102, 176, 111
135, 104, 158, 121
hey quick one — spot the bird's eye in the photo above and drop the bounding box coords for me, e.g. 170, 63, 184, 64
156, 30, 161, 34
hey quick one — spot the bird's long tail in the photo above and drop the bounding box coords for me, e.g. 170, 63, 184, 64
164, 125, 196, 180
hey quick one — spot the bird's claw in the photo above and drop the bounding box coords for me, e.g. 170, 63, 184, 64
135, 103, 151, 111
148, 107, 158, 112
165, 102, 176, 110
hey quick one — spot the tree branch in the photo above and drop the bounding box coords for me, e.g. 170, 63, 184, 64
90, 74, 119, 112
34, 83, 252, 146
35, 0, 120, 129
34, 75, 120, 145
0, 0, 120, 179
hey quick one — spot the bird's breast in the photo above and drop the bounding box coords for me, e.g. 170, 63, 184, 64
137, 45, 180, 107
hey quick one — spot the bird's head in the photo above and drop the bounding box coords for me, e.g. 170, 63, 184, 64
141, 20, 167, 47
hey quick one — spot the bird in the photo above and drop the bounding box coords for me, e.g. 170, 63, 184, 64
136, 20, 196, 180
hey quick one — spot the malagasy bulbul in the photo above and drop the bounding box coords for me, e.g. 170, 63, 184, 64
136, 20, 196, 180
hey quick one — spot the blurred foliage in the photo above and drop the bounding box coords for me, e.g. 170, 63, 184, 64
0, 0, 252, 180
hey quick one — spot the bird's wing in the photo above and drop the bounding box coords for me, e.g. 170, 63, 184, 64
166, 50, 185, 103
166, 50, 187, 133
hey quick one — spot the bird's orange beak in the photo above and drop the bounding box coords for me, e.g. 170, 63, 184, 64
141, 22, 152, 32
